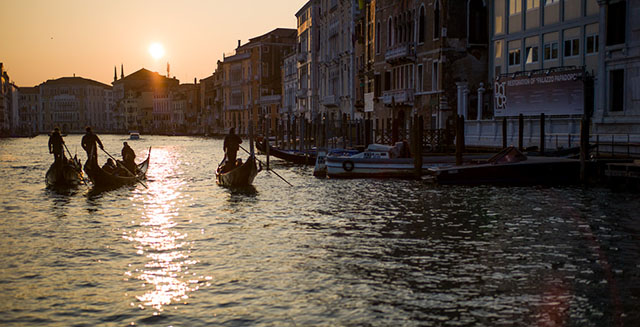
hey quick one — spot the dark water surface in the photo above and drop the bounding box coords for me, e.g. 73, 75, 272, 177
1, 135, 639, 326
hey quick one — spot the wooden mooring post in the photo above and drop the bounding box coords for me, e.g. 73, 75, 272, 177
502, 117, 508, 149
265, 118, 270, 170
518, 114, 524, 151
456, 115, 465, 166
413, 116, 423, 178
539, 113, 545, 154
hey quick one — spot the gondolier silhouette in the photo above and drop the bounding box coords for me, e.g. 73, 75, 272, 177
48, 127, 65, 163
121, 141, 137, 174
223, 127, 242, 166
81, 126, 103, 164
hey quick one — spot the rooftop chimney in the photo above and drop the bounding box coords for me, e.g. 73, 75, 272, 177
238, 40, 241, 48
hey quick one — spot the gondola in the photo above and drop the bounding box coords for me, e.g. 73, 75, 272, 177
216, 155, 260, 187
45, 156, 84, 188
83, 148, 150, 189
255, 138, 316, 165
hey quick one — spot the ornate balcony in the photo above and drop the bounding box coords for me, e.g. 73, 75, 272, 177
259, 95, 281, 104
382, 89, 415, 105
296, 88, 308, 98
385, 43, 416, 63
297, 52, 308, 63
320, 94, 339, 107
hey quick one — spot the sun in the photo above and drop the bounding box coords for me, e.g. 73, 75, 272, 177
149, 43, 165, 60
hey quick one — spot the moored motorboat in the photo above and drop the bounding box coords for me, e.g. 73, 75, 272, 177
428, 146, 580, 185
84, 148, 150, 189
326, 143, 454, 179
45, 156, 85, 188
313, 148, 360, 177
129, 131, 140, 140
256, 138, 316, 165
216, 155, 260, 187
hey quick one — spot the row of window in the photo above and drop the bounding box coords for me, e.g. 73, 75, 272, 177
506, 34, 598, 66
374, 2, 443, 54
371, 62, 440, 97
510, 0, 560, 15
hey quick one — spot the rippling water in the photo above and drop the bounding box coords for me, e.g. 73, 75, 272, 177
1, 135, 639, 326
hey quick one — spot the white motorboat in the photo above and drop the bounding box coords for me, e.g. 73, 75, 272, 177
326, 143, 453, 178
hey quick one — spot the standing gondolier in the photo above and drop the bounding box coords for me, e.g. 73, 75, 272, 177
121, 142, 137, 174
81, 126, 104, 164
223, 127, 242, 165
48, 127, 65, 163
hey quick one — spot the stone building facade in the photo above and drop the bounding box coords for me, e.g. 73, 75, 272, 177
593, 0, 640, 136
17, 86, 40, 135
112, 68, 179, 133
219, 28, 296, 135
295, 2, 321, 121
463, 0, 600, 149
39, 77, 112, 133
370, 0, 489, 142
317, 0, 359, 121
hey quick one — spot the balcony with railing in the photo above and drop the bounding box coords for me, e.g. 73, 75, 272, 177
297, 52, 308, 63
382, 88, 414, 105
384, 43, 416, 63
320, 94, 339, 107
225, 104, 245, 111
296, 88, 308, 98
259, 95, 281, 104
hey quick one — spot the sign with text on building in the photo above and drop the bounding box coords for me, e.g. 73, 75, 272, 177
494, 69, 584, 117
364, 92, 374, 112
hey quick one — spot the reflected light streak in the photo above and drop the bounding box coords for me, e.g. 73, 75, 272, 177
124, 148, 202, 311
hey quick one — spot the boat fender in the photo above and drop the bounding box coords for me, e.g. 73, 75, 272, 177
342, 160, 355, 172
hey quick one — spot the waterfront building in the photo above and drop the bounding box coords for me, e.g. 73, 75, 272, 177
295, 1, 321, 121
281, 50, 298, 126
0, 63, 19, 136
355, 0, 375, 121
152, 90, 171, 133
471, 0, 600, 149
104, 88, 116, 132
39, 76, 112, 133
17, 86, 41, 135
200, 73, 216, 135
200, 64, 225, 135
200, 70, 223, 135
593, 0, 640, 136
219, 41, 257, 135
368, 1, 488, 143
170, 92, 186, 133
316, 0, 359, 121
112, 68, 179, 133
173, 82, 200, 134
220, 29, 296, 135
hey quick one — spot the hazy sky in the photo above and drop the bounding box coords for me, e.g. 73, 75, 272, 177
1, 0, 308, 87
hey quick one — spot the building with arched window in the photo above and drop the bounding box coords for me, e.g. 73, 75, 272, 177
364, 0, 488, 144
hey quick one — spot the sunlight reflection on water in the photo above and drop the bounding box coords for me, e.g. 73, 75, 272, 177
123, 147, 209, 311
0, 135, 639, 326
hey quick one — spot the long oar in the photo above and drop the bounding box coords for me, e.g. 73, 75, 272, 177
240, 145, 292, 187
101, 148, 148, 189
62, 142, 88, 186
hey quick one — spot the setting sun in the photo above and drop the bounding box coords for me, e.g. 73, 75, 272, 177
149, 43, 165, 60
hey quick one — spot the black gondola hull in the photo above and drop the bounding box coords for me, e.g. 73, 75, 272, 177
45, 160, 84, 188
84, 150, 150, 189
216, 155, 259, 187
256, 139, 316, 165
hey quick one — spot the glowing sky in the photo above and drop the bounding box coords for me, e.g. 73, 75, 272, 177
1, 0, 307, 87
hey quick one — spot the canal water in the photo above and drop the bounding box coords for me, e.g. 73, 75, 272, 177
0, 135, 638, 326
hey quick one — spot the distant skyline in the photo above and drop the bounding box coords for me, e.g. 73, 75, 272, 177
1, 0, 307, 87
